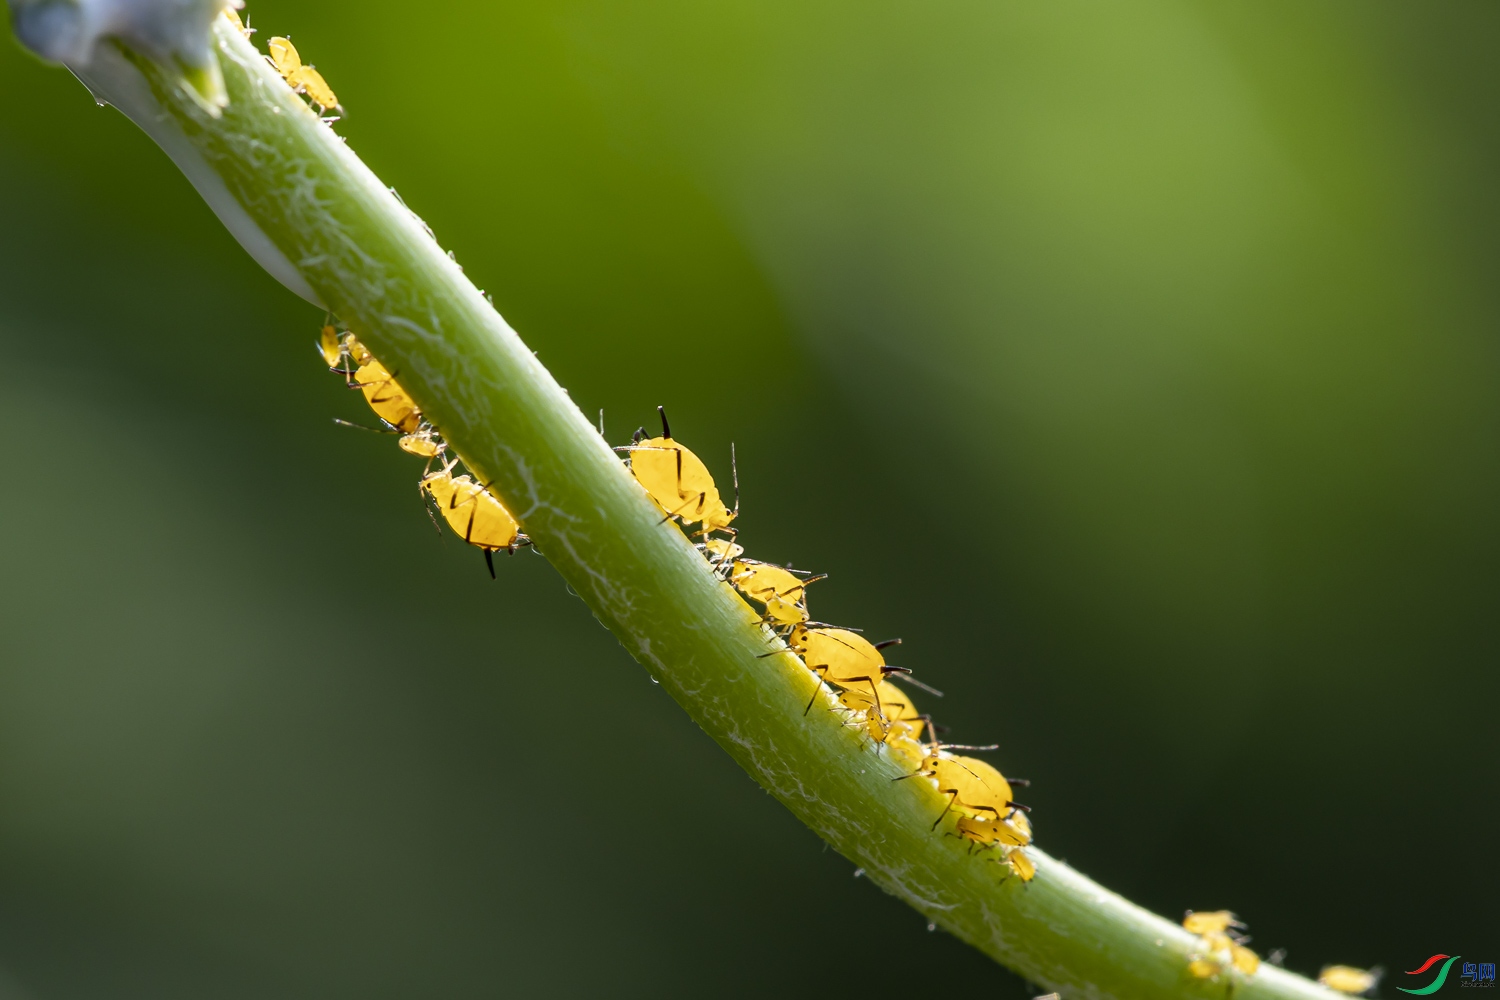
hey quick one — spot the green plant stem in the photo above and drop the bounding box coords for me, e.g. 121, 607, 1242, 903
46, 19, 1337, 1000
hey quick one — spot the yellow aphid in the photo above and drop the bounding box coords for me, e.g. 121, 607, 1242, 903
1319, 967, 1380, 995
702, 537, 744, 573
318, 324, 343, 367
267, 36, 341, 112
420, 460, 528, 577
1188, 959, 1222, 980
290, 66, 339, 112
787, 625, 906, 715
728, 559, 824, 626
398, 427, 445, 458
839, 679, 923, 744
352, 360, 421, 433
1004, 846, 1036, 882
908, 750, 1024, 839
267, 36, 300, 78
619, 408, 736, 536
1184, 913, 1260, 983
956, 812, 1031, 847
1183, 911, 1244, 936
342, 333, 374, 367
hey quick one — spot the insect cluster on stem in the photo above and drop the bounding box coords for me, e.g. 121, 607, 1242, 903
316, 321, 530, 579
617, 407, 1037, 882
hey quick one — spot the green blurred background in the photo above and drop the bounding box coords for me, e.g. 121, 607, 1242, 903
2, 0, 1497, 995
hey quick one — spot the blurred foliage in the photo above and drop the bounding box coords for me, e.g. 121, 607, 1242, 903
1, 0, 1498, 996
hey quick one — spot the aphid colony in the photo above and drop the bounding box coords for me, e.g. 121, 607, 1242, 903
617, 409, 1037, 882
1182, 910, 1381, 994
316, 323, 529, 577
1182, 910, 1261, 982
307, 320, 1399, 976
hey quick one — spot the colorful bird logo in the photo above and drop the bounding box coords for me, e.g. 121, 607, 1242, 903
1398, 954, 1461, 995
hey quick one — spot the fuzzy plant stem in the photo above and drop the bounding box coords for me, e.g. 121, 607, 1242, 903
14, 12, 1339, 1000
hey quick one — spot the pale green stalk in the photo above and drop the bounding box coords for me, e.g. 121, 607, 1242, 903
9, 11, 1343, 999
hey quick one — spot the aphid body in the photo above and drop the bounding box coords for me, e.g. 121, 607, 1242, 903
702, 537, 744, 574
420, 460, 528, 576
787, 624, 906, 716
728, 558, 822, 626
353, 360, 421, 433
1318, 966, 1380, 995
839, 679, 924, 746
267, 36, 341, 112
398, 428, 445, 458
955, 809, 1032, 848
620, 409, 736, 537
318, 323, 343, 367
1003, 846, 1036, 882
918, 752, 1020, 827
1183, 911, 1244, 937
1184, 912, 1260, 980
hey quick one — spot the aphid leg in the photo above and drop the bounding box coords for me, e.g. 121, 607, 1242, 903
803, 669, 829, 715
420, 490, 445, 536
598, 409, 605, 438
931, 790, 959, 831
631, 426, 648, 444
659, 492, 707, 525
861, 677, 886, 725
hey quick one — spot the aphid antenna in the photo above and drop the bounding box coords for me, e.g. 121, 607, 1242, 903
803, 621, 860, 632
332, 417, 398, 435
657, 405, 672, 439
890, 674, 946, 698
873, 637, 903, 651
729, 442, 740, 516
940, 743, 1001, 752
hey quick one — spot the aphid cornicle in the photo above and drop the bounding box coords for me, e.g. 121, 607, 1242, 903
786, 624, 908, 717
419, 459, 529, 577
267, 36, 341, 113
617, 407, 736, 538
